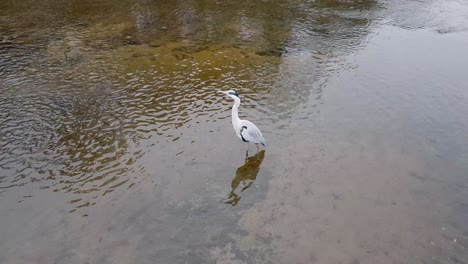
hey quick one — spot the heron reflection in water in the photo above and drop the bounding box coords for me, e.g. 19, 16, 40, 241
222, 150, 266, 206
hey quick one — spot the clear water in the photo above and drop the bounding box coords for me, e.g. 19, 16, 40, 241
1, 0, 467, 263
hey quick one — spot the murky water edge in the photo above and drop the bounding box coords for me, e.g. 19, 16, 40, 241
1, 0, 468, 263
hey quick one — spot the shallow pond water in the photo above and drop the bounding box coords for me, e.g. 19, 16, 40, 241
1, 0, 468, 263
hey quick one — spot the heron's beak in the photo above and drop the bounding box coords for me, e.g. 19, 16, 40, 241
218, 90, 227, 95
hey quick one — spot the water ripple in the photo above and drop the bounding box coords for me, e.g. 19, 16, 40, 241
0, 0, 380, 212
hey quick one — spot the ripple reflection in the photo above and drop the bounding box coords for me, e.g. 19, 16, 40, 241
0, 0, 380, 212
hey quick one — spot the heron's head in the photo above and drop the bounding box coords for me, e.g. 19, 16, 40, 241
219, 90, 240, 99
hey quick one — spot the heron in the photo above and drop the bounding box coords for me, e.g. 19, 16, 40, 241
219, 90, 266, 156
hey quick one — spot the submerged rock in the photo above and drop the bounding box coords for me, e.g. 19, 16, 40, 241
255, 47, 286, 57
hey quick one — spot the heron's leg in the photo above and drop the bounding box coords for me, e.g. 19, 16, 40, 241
256, 144, 260, 153
245, 143, 249, 157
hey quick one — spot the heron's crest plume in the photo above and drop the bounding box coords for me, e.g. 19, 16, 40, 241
227, 90, 239, 98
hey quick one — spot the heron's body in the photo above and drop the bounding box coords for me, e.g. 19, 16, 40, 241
221, 90, 265, 155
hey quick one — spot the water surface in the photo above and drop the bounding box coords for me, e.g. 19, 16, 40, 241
1, 0, 467, 263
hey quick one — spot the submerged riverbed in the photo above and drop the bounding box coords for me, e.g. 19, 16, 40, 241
1, 0, 467, 263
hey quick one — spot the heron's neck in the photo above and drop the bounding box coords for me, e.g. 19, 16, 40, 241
231, 97, 241, 126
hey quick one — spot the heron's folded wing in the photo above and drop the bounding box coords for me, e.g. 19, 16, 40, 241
240, 120, 264, 143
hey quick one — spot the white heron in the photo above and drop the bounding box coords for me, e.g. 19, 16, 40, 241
219, 90, 266, 155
